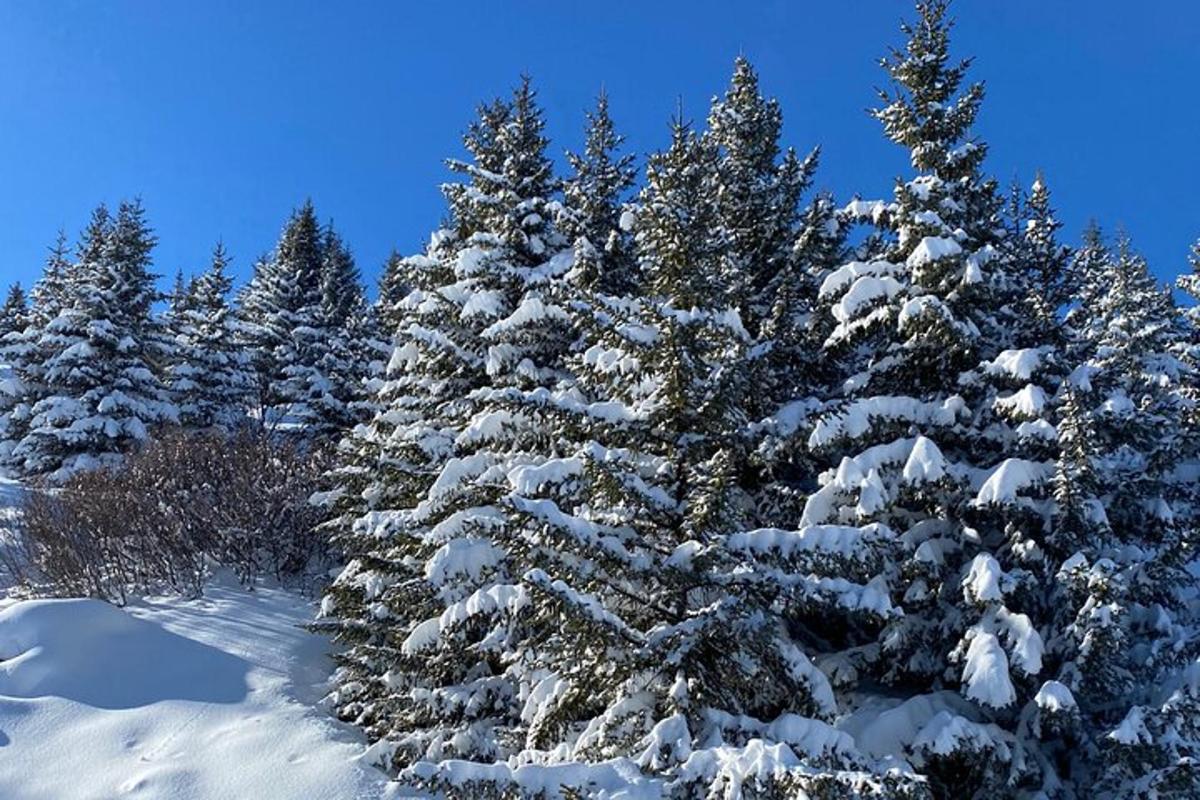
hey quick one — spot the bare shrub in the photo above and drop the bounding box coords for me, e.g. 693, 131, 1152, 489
11, 428, 329, 603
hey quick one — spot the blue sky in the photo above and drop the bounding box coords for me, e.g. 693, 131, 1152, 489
0, 1, 1197, 295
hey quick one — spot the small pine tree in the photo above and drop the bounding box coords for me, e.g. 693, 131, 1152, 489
0, 284, 30, 462
375, 248, 410, 336
318, 78, 579, 768
167, 243, 253, 431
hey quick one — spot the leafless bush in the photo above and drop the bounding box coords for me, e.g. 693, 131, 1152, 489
9, 428, 330, 604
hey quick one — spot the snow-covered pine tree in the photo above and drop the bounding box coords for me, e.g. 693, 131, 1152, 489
166, 243, 253, 431
234, 251, 285, 417
699, 56, 839, 533
0, 284, 29, 340
261, 201, 327, 429
325, 226, 386, 429
0, 235, 79, 465
559, 90, 638, 297
1051, 233, 1199, 797
706, 56, 817, 342
318, 78, 581, 772
376, 248, 410, 336
27, 232, 74, 329
392, 115, 926, 797
796, 3, 1085, 795
0, 283, 30, 463
12, 200, 177, 479
1179, 238, 1200, 323
237, 201, 367, 437
1173, 238, 1200, 534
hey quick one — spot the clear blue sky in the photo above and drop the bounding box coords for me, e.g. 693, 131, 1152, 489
0, 1, 1197, 296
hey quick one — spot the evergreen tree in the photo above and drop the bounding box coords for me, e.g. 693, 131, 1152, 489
237, 201, 350, 432
167, 243, 253, 430
265, 221, 373, 438
0, 284, 30, 463
1, 235, 78, 464
318, 78, 580, 770
560, 90, 638, 296
706, 56, 817, 340
27, 231, 74, 328
12, 200, 176, 478
0, 284, 28, 341
797, 4, 1076, 795
375, 248, 410, 336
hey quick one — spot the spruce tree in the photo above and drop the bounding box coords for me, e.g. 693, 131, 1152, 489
798, 4, 1070, 794
318, 78, 579, 769
1050, 234, 1197, 797
167, 243, 253, 430
560, 90, 638, 296
0, 284, 30, 463
12, 200, 176, 478
706, 56, 817, 340
236, 201, 332, 430
376, 248, 410, 336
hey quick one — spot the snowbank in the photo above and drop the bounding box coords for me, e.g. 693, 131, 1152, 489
0, 579, 389, 800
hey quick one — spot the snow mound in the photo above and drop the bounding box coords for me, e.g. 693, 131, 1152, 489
0, 580, 389, 800
0, 599, 248, 708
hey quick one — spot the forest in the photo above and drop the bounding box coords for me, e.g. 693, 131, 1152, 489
1, 2, 1198, 798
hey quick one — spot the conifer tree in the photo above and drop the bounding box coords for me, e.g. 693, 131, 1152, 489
238, 201, 359, 433
0, 284, 30, 462
707, 56, 817, 340
12, 200, 176, 478
0, 284, 27, 341
167, 243, 252, 430
560, 90, 638, 296
318, 78, 580, 769
797, 4, 1070, 794
1, 236, 78, 464
400, 115, 920, 797
375, 248, 410, 336
27, 232, 74, 328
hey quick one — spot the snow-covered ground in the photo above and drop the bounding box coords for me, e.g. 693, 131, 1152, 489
0, 576, 391, 800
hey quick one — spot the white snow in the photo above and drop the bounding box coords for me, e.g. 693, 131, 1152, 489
960, 630, 1016, 709
984, 348, 1042, 381
0, 579, 388, 800
994, 384, 1048, 418
808, 395, 965, 448
906, 236, 962, 269
961, 553, 1006, 604
818, 259, 901, 300
1034, 680, 1076, 713
902, 435, 947, 484
973, 458, 1053, 506
1108, 706, 1152, 745
832, 276, 903, 323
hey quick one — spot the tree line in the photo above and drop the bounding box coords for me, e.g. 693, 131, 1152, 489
2, 2, 1199, 798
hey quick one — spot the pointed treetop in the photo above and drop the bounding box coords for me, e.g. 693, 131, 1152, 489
191, 240, 234, 311
875, 0, 986, 177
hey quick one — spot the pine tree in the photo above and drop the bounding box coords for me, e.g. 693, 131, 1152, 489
707, 56, 817, 340
318, 78, 581, 769
167, 243, 253, 430
0, 284, 27, 342
560, 90, 638, 296
797, 4, 1075, 795
376, 248, 410, 336
12, 200, 177, 479
0, 284, 30, 463
1, 236, 78, 464
236, 201, 336, 430
28, 231, 75, 328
